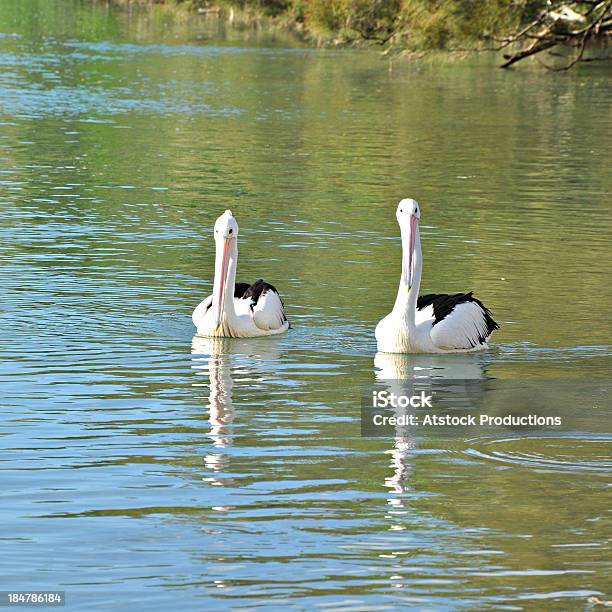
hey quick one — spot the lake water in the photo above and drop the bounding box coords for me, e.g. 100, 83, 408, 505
1, 1, 611, 609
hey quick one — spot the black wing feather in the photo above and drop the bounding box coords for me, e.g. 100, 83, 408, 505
417, 292, 499, 342
240, 278, 287, 323
234, 282, 251, 298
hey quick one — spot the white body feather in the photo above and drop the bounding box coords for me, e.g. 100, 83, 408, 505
376, 302, 493, 354
193, 290, 289, 338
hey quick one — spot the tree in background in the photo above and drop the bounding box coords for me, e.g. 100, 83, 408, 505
299, 0, 611, 68
117, 0, 612, 68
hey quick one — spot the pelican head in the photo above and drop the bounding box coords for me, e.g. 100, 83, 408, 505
214, 209, 239, 240
212, 210, 239, 329
397, 198, 420, 290
397, 198, 420, 220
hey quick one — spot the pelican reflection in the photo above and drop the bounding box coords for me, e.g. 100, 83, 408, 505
374, 352, 488, 496
192, 336, 236, 449
191, 335, 283, 481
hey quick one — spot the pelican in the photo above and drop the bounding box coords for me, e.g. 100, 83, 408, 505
376, 198, 499, 353
192, 210, 289, 338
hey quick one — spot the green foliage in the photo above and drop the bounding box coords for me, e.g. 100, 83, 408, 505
219, 0, 292, 16
108, 0, 550, 49
398, 0, 525, 49
304, 0, 401, 41
222, 0, 538, 47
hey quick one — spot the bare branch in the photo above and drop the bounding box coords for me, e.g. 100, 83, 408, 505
499, 0, 612, 68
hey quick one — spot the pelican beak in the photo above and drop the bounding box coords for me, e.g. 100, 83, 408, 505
213, 238, 231, 328
402, 214, 417, 290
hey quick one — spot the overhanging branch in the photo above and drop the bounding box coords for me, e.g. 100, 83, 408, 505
499, 0, 612, 69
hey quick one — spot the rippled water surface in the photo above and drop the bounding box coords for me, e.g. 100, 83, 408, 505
1, 1, 611, 609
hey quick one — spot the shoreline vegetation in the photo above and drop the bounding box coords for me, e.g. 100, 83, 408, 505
105, 0, 612, 69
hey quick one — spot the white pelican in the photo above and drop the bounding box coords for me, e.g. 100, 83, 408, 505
192, 210, 289, 338
376, 198, 499, 354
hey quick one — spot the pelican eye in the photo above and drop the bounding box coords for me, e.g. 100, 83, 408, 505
229, 228, 233, 234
